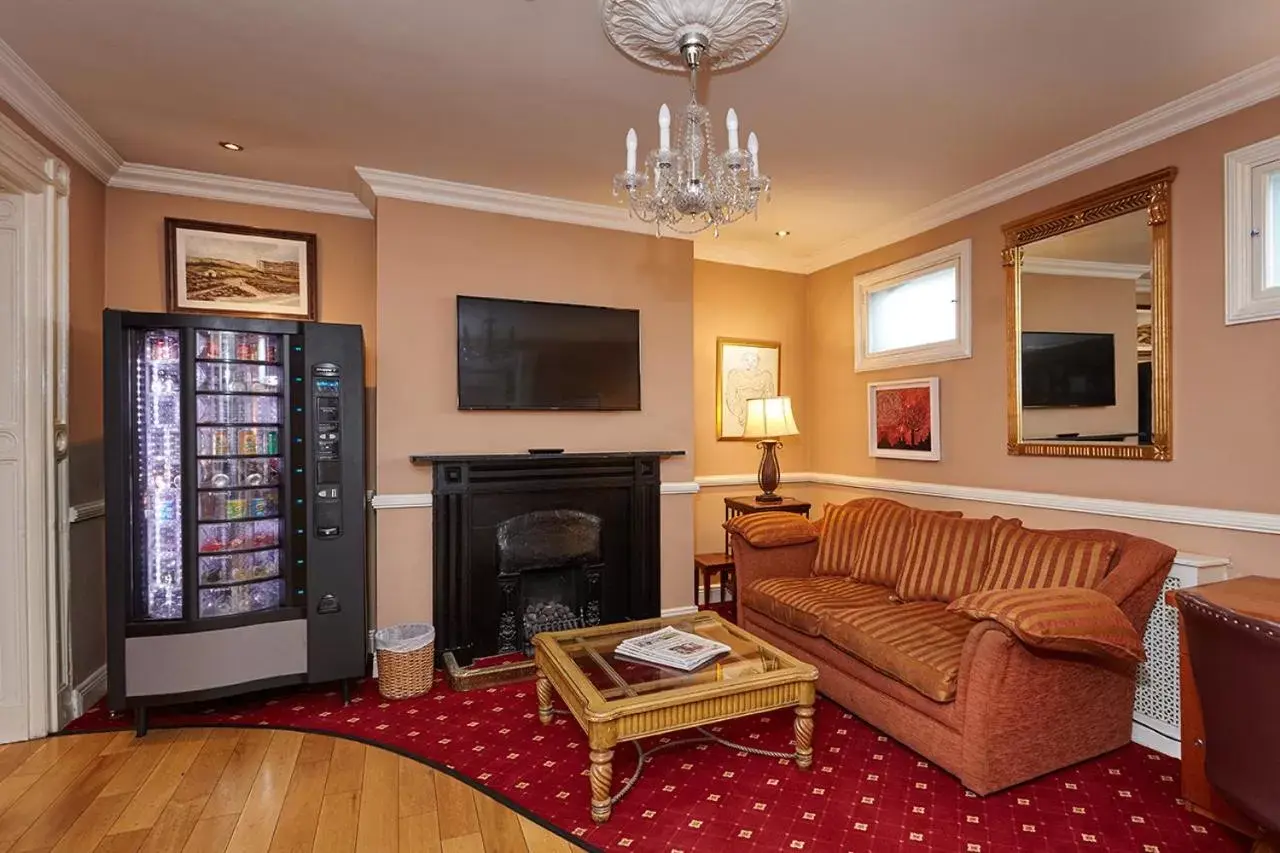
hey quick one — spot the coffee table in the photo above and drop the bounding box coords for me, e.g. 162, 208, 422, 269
532, 611, 819, 823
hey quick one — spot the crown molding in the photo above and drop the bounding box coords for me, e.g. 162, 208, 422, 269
800, 56, 1280, 274
0, 37, 121, 184
110, 163, 372, 219
356, 166, 691, 240
1020, 257, 1151, 280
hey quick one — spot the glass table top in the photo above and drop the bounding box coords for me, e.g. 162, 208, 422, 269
548, 613, 795, 703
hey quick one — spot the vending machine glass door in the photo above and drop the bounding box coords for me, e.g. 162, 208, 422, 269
135, 329, 184, 619
193, 330, 286, 618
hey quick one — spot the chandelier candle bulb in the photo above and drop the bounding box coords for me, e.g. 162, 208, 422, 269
626, 128, 637, 173
726, 108, 739, 151
748, 132, 760, 178
659, 103, 671, 151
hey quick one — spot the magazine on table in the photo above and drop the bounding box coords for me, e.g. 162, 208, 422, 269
613, 626, 731, 671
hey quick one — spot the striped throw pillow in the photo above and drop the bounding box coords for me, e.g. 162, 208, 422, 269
724, 512, 819, 549
947, 587, 1146, 664
894, 514, 999, 603
849, 499, 922, 587
980, 524, 1117, 591
811, 499, 885, 577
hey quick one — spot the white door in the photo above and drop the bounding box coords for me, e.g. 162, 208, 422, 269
0, 191, 45, 743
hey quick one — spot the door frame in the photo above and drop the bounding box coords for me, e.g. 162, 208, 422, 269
0, 110, 71, 739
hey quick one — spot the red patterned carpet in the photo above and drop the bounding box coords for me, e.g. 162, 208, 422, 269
68, 678, 1247, 853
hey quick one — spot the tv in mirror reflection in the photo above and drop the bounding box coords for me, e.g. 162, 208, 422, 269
457, 296, 641, 411
1021, 331, 1116, 408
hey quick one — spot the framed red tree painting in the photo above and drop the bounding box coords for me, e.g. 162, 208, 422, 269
867, 377, 941, 461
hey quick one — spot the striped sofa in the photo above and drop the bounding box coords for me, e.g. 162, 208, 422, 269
727, 498, 1175, 795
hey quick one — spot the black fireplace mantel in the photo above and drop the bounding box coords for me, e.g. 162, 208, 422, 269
424, 450, 683, 666
410, 450, 685, 465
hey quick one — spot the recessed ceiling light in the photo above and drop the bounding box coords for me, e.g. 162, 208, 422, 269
775, 229, 791, 237
218, 141, 244, 151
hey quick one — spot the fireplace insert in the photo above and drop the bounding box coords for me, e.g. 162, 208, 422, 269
497, 510, 603, 654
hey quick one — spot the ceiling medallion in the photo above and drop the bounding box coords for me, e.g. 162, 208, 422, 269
604, 0, 789, 236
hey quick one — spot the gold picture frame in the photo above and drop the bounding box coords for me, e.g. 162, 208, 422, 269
1002, 168, 1176, 461
716, 337, 781, 441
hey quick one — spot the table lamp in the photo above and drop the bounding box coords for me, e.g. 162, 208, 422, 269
742, 396, 800, 503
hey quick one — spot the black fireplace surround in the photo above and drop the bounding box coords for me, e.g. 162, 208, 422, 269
415, 451, 682, 666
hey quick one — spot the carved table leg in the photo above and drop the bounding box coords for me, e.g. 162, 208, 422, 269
589, 748, 614, 824
794, 703, 815, 770
536, 668, 553, 725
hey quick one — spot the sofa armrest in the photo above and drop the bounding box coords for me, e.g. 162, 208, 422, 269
1094, 537, 1176, 634
954, 621, 1139, 794
729, 534, 817, 624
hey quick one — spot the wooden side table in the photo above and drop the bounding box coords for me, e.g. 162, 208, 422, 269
694, 552, 735, 607
723, 495, 812, 556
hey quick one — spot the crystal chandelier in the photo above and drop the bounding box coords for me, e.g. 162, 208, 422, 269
603, 0, 789, 237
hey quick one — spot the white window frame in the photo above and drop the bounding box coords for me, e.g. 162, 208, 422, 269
1225, 135, 1280, 325
853, 239, 972, 372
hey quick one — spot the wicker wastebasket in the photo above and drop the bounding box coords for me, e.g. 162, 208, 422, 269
374, 623, 435, 699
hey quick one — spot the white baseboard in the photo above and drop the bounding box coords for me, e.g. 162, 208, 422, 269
660, 605, 699, 618
1132, 721, 1180, 758
58, 665, 107, 727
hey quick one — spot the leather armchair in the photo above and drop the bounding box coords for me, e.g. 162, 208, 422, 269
1178, 592, 1280, 852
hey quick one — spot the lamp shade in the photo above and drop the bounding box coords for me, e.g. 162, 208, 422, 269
742, 396, 800, 439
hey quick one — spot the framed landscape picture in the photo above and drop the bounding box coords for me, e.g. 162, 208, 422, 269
716, 338, 781, 440
868, 377, 940, 461
166, 219, 318, 320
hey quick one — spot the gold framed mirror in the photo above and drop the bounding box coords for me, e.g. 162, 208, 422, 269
1003, 168, 1176, 461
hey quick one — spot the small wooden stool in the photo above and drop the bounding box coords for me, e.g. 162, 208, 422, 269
694, 552, 736, 607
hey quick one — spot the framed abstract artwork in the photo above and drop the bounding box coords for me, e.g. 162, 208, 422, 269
165, 218, 318, 320
867, 377, 940, 461
716, 338, 781, 440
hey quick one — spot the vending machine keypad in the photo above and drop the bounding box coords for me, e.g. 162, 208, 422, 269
312, 364, 343, 538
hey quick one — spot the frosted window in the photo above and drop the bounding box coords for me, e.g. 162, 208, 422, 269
866, 265, 958, 354
1267, 171, 1280, 290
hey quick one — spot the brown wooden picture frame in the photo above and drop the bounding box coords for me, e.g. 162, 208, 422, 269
165, 218, 318, 320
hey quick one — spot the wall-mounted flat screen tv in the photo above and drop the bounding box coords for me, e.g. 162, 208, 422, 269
1021, 331, 1116, 408
457, 296, 641, 411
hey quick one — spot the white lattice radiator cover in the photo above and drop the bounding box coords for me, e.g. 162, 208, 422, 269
1131, 553, 1230, 757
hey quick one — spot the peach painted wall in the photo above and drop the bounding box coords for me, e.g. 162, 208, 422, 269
1020, 273, 1139, 441
104, 189, 377, 387
805, 96, 1280, 577
0, 97, 108, 685
374, 199, 695, 627
692, 260, 810, 553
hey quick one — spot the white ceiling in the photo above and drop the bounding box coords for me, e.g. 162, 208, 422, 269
3, 0, 1280, 269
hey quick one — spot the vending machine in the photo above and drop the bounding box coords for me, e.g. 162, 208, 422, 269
104, 310, 366, 733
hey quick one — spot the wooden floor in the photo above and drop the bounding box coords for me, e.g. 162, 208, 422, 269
0, 729, 577, 853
